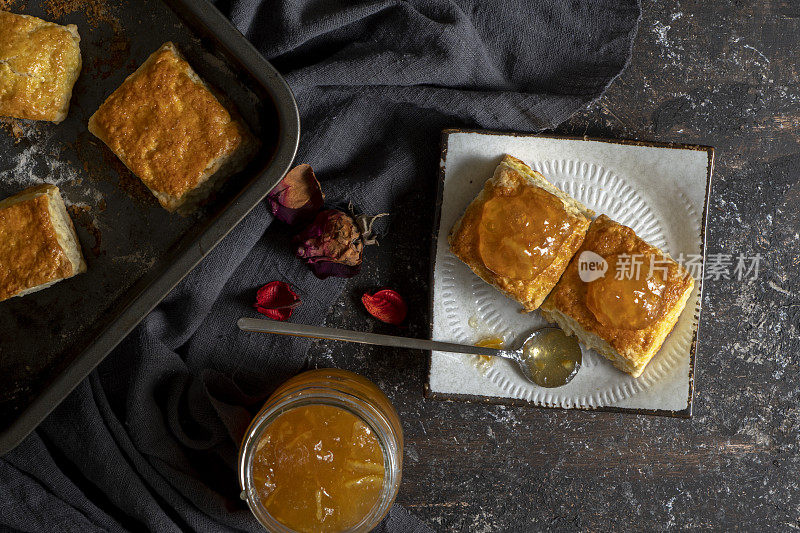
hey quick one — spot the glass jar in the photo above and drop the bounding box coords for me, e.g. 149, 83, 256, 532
238, 369, 403, 532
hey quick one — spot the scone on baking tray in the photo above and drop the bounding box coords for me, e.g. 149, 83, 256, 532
0, 184, 86, 303
540, 214, 695, 378
448, 155, 594, 312
88, 42, 257, 213
0, 11, 82, 123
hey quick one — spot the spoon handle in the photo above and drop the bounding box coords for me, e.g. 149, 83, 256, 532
237, 318, 510, 359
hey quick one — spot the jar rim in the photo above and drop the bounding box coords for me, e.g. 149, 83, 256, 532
238, 389, 402, 532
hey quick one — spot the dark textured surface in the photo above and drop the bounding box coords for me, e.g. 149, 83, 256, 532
306, 2, 800, 530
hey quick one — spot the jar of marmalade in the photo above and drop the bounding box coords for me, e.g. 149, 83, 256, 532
238, 369, 403, 532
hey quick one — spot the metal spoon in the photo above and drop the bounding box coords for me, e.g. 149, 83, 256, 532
237, 318, 582, 387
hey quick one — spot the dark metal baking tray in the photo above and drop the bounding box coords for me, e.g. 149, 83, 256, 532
0, 0, 300, 453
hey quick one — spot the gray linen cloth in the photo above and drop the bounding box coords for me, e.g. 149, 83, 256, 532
0, 0, 640, 530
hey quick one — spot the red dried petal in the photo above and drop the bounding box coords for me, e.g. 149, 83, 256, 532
267, 164, 325, 225
295, 209, 363, 279
361, 289, 407, 325
254, 281, 301, 321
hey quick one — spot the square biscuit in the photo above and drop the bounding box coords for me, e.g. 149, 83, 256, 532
0, 11, 82, 123
0, 184, 86, 302
88, 42, 257, 213
448, 155, 594, 312
540, 214, 695, 377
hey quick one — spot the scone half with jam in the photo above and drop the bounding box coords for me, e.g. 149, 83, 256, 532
88, 42, 257, 213
0, 184, 86, 302
0, 11, 82, 123
448, 154, 594, 312
540, 214, 695, 378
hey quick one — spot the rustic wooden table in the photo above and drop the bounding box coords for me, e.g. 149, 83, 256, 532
308, 2, 800, 530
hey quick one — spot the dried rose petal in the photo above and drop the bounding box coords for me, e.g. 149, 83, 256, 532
306, 260, 361, 279
267, 164, 324, 225
362, 289, 407, 325
295, 209, 363, 279
253, 281, 301, 321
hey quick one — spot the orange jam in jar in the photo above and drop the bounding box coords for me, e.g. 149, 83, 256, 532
239, 369, 403, 532
585, 254, 667, 330
477, 186, 572, 280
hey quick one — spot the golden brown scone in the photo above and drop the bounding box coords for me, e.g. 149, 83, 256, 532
540, 214, 695, 378
0, 184, 86, 302
0, 11, 82, 123
88, 42, 257, 213
448, 155, 594, 311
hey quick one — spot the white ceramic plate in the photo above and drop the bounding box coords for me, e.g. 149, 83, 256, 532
427, 130, 713, 416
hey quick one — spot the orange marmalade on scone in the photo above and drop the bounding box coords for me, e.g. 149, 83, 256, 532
448, 155, 592, 312
585, 253, 668, 330
239, 369, 402, 532
477, 185, 574, 281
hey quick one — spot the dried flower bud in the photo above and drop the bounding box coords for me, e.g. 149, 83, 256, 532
266, 164, 324, 225
253, 281, 301, 321
362, 289, 407, 325
351, 205, 387, 246
295, 209, 363, 279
